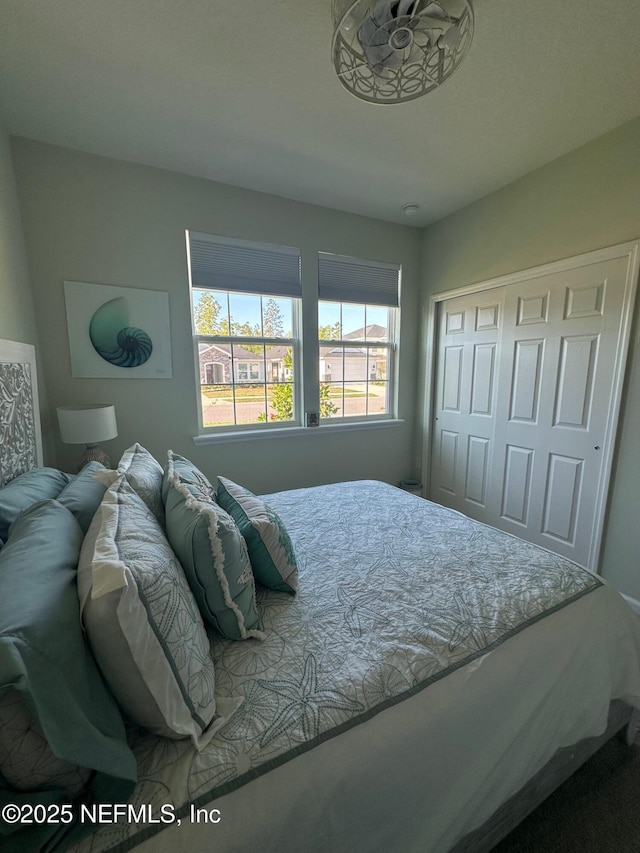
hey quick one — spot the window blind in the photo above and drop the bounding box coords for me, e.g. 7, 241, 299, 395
318, 253, 400, 307
188, 231, 302, 297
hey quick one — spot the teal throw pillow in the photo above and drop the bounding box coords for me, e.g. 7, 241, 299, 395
217, 476, 298, 593
161, 451, 216, 504
0, 500, 136, 834
0, 467, 70, 541
163, 451, 263, 641
56, 461, 107, 533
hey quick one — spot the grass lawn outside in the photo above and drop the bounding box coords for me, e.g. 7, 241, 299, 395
200, 382, 387, 427
202, 385, 368, 401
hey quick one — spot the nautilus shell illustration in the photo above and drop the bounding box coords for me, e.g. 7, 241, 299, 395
89, 297, 153, 368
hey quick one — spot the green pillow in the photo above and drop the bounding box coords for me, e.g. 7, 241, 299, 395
163, 452, 263, 641
161, 451, 216, 504
0, 500, 136, 849
0, 467, 70, 541
217, 476, 298, 593
56, 461, 107, 533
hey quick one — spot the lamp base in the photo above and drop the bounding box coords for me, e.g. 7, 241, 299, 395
78, 444, 112, 472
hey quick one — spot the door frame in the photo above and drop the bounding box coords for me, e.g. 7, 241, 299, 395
421, 239, 640, 572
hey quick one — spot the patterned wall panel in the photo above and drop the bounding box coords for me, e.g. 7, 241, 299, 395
0, 340, 42, 487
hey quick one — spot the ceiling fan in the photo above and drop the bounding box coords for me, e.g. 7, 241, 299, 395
331, 0, 474, 104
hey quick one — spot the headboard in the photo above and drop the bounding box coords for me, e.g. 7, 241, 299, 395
0, 338, 43, 487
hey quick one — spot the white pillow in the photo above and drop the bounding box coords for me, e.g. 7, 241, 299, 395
78, 476, 217, 745
96, 443, 164, 525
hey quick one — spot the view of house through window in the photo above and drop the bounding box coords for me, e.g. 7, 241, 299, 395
319, 302, 394, 419
193, 290, 297, 427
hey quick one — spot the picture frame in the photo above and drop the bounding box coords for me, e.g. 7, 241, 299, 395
64, 280, 172, 379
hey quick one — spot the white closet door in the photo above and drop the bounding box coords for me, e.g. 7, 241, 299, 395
490, 255, 629, 566
431, 287, 504, 522
430, 248, 635, 569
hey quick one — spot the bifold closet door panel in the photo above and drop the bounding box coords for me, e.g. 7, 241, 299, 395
430, 248, 633, 569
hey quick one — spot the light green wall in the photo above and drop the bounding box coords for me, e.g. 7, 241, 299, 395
0, 130, 39, 343
419, 117, 640, 600
11, 138, 421, 494
10, 123, 638, 596
0, 130, 52, 458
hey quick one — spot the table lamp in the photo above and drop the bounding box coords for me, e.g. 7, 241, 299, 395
57, 404, 118, 470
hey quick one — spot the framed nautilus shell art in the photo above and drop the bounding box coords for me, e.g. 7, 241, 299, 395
64, 281, 172, 379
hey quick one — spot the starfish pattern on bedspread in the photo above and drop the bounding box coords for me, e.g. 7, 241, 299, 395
441, 592, 511, 652
256, 652, 364, 748
67, 480, 601, 853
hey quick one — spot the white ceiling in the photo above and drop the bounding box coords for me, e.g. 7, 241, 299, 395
1, 0, 639, 227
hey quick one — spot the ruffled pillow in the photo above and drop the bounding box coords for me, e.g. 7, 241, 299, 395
163, 452, 263, 641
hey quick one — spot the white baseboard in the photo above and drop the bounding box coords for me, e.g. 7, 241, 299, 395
621, 593, 640, 616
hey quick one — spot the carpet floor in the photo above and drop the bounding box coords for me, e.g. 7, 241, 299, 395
492, 728, 640, 852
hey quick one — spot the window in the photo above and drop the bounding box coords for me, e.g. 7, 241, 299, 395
236, 362, 261, 382
318, 253, 400, 422
188, 232, 301, 430
187, 233, 400, 433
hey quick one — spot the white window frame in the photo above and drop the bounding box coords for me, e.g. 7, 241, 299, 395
188, 231, 302, 433
187, 234, 402, 436
317, 252, 401, 425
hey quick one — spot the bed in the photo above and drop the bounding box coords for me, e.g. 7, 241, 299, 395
1, 339, 640, 853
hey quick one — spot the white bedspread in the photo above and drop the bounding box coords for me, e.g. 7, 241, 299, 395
71, 482, 640, 853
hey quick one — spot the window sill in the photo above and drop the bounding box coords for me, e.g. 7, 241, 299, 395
193, 418, 405, 445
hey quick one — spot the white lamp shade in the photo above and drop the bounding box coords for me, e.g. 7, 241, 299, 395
57, 405, 118, 445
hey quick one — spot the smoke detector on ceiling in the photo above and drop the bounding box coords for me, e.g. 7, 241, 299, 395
332, 0, 474, 105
